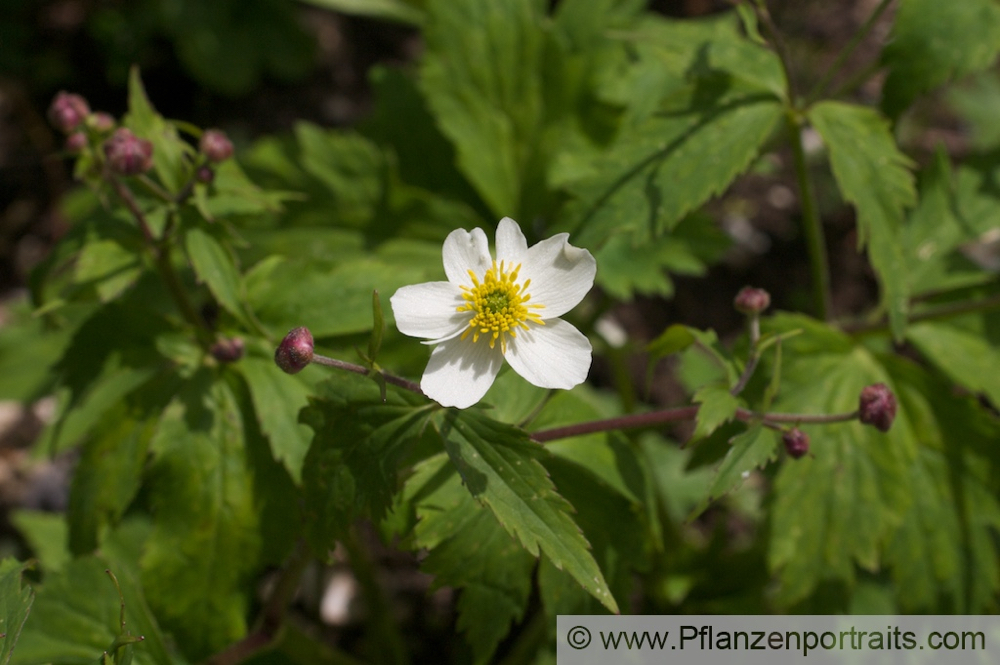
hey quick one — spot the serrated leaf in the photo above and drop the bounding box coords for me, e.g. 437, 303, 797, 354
141, 371, 260, 660
124, 67, 190, 194
691, 383, 740, 440
882, 0, 1000, 119
691, 425, 778, 518
647, 324, 696, 361
237, 357, 312, 483
404, 455, 534, 664
184, 226, 250, 327
564, 81, 782, 245
807, 102, 916, 339
419, 0, 547, 218
906, 319, 1000, 408
438, 409, 618, 612
301, 373, 434, 553
0, 559, 33, 665
765, 314, 916, 605
74, 238, 144, 303
194, 159, 290, 221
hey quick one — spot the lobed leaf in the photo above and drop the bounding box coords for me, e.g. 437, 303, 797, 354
438, 409, 618, 612
0, 560, 33, 665
807, 102, 916, 339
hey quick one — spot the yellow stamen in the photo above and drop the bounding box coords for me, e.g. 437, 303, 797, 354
457, 260, 544, 353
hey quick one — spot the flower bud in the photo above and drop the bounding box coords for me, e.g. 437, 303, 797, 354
275, 327, 314, 374
734, 286, 771, 315
65, 132, 88, 153
103, 128, 153, 176
196, 166, 215, 184
88, 111, 116, 134
210, 337, 245, 363
782, 427, 809, 459
48, 91, 90, 133
858, 383, 897, 432
200, 129, 234, 163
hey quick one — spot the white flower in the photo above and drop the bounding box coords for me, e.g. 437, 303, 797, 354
390, 217, 596, 409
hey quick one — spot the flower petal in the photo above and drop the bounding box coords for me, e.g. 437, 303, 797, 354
505, 318, 591, 389
390, 281, 467, 340
442, 226, 491, 285
520, 234, 596, 318
421, 337, 504, 408
495, 217, 527, 265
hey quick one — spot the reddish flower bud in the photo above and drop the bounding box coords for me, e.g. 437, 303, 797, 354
65, 132, 88, 153
275, 327, 314, 374
103, 128, 153, 176
859, 383, 897, 432
210, 337, 245, 363
782, 428, 809, 459
88, 111, 116, 133
734, 286, 771, 315
200, 129, 234, 163
48, 91, 90, 133
196, 166, 215, 184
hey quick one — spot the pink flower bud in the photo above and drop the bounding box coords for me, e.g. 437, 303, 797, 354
782, 428, 809, 459
48, 91, 90, 133
734, 286, 771, 315
65, 132, 88, 153
196, 166, 215, 184
858, 383, 897, 432
103, 128, 153, 176
210, 337, 245, 363
200, 129, 234, 163
275, 327, 314, 374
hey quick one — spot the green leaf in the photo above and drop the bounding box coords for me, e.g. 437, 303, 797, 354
438, 409, 618, 612
237, 357, 313, 483
593, 215, 730, 300
193, 159, 290, 221
647, 324, 696, 361
301, 373, 434, 554
765, 314, 916, 605
184, 226, 250, 327
68, 403, 158, 554
0, 559, 33, 665
906, 319, 1000, 408
419, 0, 547, 218
807, 102, 916, 339
14, 552, 172, 665
691, 425, 778, 518
124, 67, 190, 194
563, 79, 782, 246
244, 253, 434, 338
298, 0, 424, 25
882, 0, 1000, 118
141, 371, 260, 660
367, 290, 385, 362
691, 383, 740, 440
10, 511, 70, 575
74, 238, 143, 304
400, 454, 534, 664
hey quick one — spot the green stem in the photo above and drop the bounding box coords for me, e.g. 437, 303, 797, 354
786, 110, 832, 319
844, 292, 1000, 336
342, 527, 409, 665
805, 0, 894, 105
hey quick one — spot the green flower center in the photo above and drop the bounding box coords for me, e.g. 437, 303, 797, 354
457, 260, 544, 352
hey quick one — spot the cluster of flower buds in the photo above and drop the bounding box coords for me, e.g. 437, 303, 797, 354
48, 91, 90, 134
275, 327, 314, 374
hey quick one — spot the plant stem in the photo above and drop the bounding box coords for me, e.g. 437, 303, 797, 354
311, 353, 424, 395
529, 406, 859, 443
786, 110, 832, 320
805, 0, 894, 105
844, 292, 1000, 336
